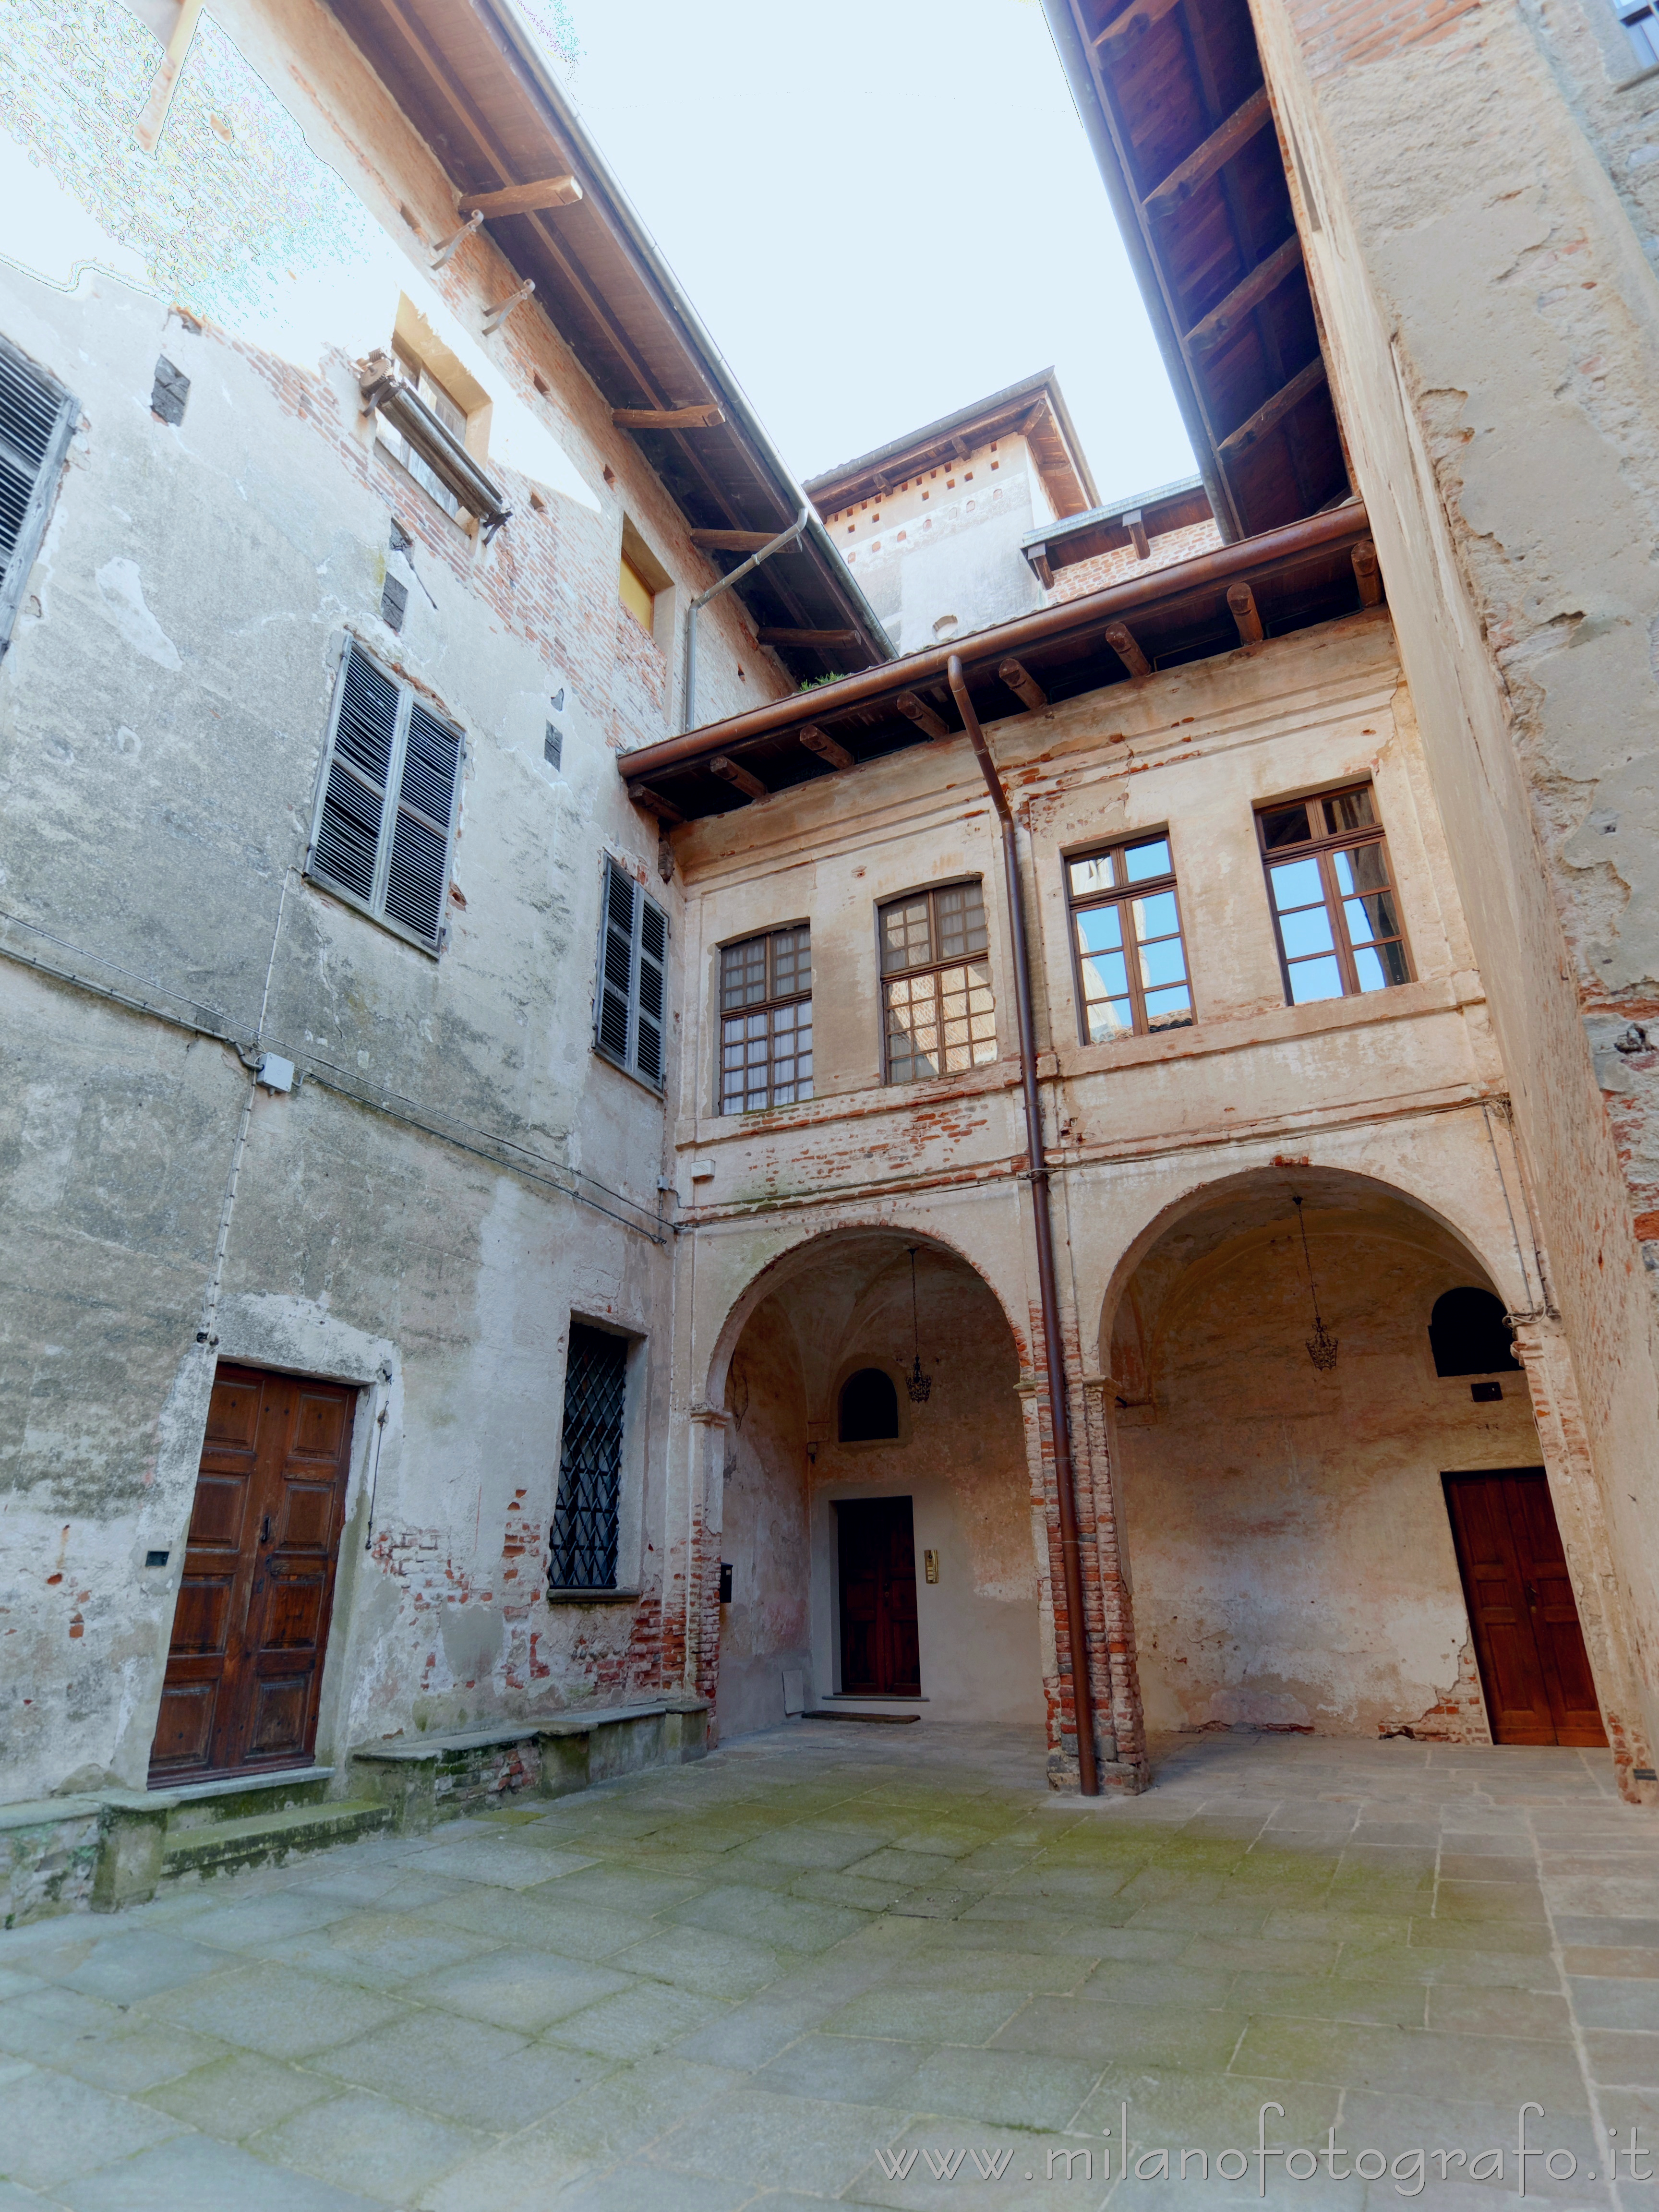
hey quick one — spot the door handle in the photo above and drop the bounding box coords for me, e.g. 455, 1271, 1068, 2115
260, 1515, 273, 1546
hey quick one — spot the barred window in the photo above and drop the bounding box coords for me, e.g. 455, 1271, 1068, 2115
1257, 784, 1411, 1004
549, 1322, 627, 1591
1067, 833, 1193, 1043
879, 880, 997, 1085
720, 925, 812, 1113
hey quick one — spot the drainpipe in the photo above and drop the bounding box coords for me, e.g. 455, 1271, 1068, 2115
947, 656, 1099, 1796
682, 507, 811, 732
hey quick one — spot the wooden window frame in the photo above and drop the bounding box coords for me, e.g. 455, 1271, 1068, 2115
1255, 781, 1413, 1005
877, 878, 998, 1087
1064, 830, 1195, 1044
305, 639, 464, 956
718, 924, 812, 1115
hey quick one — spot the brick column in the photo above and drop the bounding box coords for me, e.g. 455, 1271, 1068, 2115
681, 1404, 731, 1725
1511, 1321, 1658, 1804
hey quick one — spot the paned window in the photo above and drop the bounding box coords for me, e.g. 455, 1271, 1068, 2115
1066, 833, 1193, 1042
1610, 0, 1659, 65
0, 332, 74, 656
307, 641, 463, 953
720, 925, 812, 1113
1257, 784, 1411, 1004
620, 550, 655, 631
383, 344, 468, 520
595, 856, 668, 1088
549, 1322, 627, 1590
879, 880, 997, 1085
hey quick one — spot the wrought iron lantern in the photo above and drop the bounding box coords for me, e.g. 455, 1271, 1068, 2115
1292, 1195, 1339, 1371
903, 1246, 933, 1404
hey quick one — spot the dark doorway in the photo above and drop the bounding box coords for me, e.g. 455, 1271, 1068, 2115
150, 1363, 357, 1783
838, 1495, 920, 1695
1443, 1468, 1607, 1747
839, 1367, 899, 1442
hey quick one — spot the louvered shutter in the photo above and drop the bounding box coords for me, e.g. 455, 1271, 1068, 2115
0, 334, 74, 650
636, 895, 667, 1085
312, 646, 396, 903
384, 701, 462, 949
597, 859, 635, 1064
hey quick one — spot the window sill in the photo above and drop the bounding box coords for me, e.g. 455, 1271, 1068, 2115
592, 1041, 666, 1097
302, 866, 444, 960
546, 1587, 641, 1605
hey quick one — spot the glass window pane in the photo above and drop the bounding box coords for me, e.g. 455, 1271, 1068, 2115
1343, 891, 1402, 946
1083, 950, 1129, 1000
1069, 852, 1117, 898
1288, 954, 1345, 1002
1075, 905, 1124, 953
1140, 938, 1188, 988
881, 897, 931, 975
1354, 941, 1411, 991
1279, 905, 1336, 959
1270, 858, 1324, 912
1144, 987, 1194, 1029
721, 935, 768, 1009
1087, 998, 1135, 1042
1123, 837, 1172, 882
1130, 890, 1179, 940
1333, 842, 1390, 897
1260, 803, 1311, 850
1325, 787, 1376, 835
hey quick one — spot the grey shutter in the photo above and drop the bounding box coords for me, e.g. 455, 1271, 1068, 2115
312, 645, 396, 903
384, 700, 462, 949
597, 859, 635, 1064
0, 334, 73, 653
636, 894, 667, 1086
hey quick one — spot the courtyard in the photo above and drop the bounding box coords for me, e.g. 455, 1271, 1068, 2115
0, 1725, 1655, 2209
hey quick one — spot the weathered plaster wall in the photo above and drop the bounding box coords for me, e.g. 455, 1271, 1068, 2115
1111, 1174, 1540, 1738
1251, 0, 1659, 1763
715, 1295, 811, 1739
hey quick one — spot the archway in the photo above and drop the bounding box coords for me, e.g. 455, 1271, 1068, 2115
711, 1229, 1043, 1738
1100, 1165, 1606, 1745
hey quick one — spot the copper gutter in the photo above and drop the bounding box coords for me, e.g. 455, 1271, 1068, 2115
621, 504, 1368, 787
947, 653, 1100, 1796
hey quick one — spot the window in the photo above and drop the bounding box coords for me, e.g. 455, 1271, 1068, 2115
1066, 833, 1193, 1043
720, 926, 812, 1113
382, 343, 469, 521
596, 856, 668, 1088
839, 1368, 899, 1442
1257, 784, 1411, 1004
879, 880, 997, 1084
1429, 1288, 1520, 1378
0, 333, 74, 657
618, 518, 670, 643
307, 642, 464, 953
1610, 0, 1659, 65
550, 1322, 627, 1589
619, 549, 654, 631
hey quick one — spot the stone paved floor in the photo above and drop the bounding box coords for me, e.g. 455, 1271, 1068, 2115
2, 1725, 1659, 2210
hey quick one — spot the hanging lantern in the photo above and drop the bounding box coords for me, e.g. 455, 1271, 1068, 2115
903, 1246, 933, 1404
1292, 1196, 1339, 1372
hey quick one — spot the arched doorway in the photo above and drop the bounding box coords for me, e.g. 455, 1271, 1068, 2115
711, 1230, 1044, 1738
1101, 1166, 1607, 1746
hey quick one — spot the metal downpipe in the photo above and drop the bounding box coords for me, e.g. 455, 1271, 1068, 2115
947, 655, 1100, 1796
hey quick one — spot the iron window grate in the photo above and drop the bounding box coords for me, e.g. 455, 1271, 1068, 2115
550, 1323, 627, 1589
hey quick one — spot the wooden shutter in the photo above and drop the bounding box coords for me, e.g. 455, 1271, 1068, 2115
636, 894, 667, 1084
0, 333, 74, 652
594, 860, 668, 1088
597, 858, 635, 1064
308, 642, 463, 952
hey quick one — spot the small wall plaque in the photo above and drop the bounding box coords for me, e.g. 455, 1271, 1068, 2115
923, 1548, 939, 1584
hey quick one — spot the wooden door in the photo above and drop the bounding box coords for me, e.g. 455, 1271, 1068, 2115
838, 1497, 920, 1696
150, 1364, 357, 1783
1443, 1468, 1607, 1748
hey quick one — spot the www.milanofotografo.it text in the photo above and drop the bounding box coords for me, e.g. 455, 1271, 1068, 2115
872, 2105, 1656, 2195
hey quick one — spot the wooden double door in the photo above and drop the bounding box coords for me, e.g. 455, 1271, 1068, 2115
838, 1496, 920, 1696
1443, 1467, 1606, 1747
150, 1363, 357, 1783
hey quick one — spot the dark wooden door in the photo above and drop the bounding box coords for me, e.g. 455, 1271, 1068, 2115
150, 1364, 356, 1783
838, 1497, 920, 1696
1443, 1468, 1607, 1747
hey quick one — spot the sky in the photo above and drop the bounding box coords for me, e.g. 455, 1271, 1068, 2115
553, 0, 1195, 507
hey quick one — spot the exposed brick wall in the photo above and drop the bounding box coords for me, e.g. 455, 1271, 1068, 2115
1050, 519, 1222, 604
1283, 0, 1483, 81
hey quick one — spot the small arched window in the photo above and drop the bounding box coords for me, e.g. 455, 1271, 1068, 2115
1429, 1287, 1519, 1377
839, 1367, 899, 1442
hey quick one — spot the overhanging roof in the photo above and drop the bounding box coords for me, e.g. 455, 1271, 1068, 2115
622, 503, 1379, 823
804, 371, 1099, 522
1040, 0, 1348, 543
325, 0, 892, 682
1022, 472, 1212, 587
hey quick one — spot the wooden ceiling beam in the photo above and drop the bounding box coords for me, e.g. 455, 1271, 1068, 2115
613, 404, 724, 430
895, 692, 951, 740
1217, 356, 1328, 458
1104, 621, 1151, 678
689, 529, 781, 553
1227, 581, 1264, 643
1186, 235, 1304, 353
1353, 539, 1383, 606
629, 782, 685, 824
757, 627, 858, 648
799, 725, 854, 769
460, 173, 582, 216
1143, 87, 1271, 218
998, 659, 1048, 712
1093, 0, 1184, 49
709, 755, 767, 800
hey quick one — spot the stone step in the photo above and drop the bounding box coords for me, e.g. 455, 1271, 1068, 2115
161, 1797, 390, 1878
162, 1767, 336, 1831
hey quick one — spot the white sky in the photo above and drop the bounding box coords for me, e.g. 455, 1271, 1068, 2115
560, 0, 1195, 507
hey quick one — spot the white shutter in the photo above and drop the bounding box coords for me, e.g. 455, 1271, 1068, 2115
0, 333, 74, 653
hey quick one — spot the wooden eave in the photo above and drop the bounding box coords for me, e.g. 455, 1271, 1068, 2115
621, 503, 1380, 822
325, 0, 890, 680
804, 373, 1098, 521
1043, 0, 1348, 541
1022, 475, 1213, 577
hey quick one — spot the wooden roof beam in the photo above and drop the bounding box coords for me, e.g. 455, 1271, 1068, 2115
690, 529, 781, 553
1217, 356, 1329, 458
757, 627, 857, 647
1093, 0, 1184, 50
629, 782, 685, 825
895, 692, 951, 740
1123, 509, 1151, 560
613, 403, 724, 431
1186, 235, 1304, 355
799, 725, 854, 769
1353, 539, 1383, 606
709, 755, 766, 801
1228, 581, 1264, 644
1143, 87, 1271, 219
1104, 622, 1151, 678
460, 173, 582, 216
999, 659, 1048, 712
